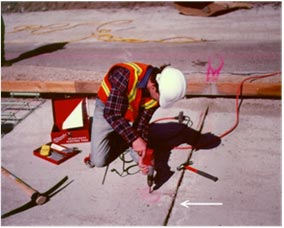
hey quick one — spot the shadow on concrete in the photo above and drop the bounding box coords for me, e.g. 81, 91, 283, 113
2, 15, 68, 66
149, 122, 221, 190
1, 123, 14, 136
1, 175, 72, 219
99, 122, 221, 191
4, 42, 68, 66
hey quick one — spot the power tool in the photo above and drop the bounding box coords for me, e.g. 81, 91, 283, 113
142, 148, 155, 193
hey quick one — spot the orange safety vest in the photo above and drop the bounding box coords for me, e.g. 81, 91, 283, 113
97, 62, 158, 122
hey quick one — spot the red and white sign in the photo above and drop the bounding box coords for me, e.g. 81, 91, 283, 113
51, 97, 91, 144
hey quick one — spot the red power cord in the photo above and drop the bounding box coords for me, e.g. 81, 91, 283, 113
219, 71, 281, 138
152, 72, 281, 150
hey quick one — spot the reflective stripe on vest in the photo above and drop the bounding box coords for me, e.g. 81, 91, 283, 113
100, 78, 110, 97
98, 62, 158, 121
124, 62, 142, 103
142, 98, 158, 110
124, 63, 157, 110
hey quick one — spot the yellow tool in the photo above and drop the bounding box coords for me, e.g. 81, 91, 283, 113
40, 144, 50, 156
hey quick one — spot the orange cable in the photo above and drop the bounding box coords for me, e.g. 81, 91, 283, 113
152, 72, 281, 150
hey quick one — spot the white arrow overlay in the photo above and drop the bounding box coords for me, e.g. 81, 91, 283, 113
181, 200, 223, 208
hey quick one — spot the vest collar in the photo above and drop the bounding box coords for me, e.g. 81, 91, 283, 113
137, 66, 153, 88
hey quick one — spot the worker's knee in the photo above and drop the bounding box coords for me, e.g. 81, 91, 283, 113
92, 158, 108, 168
89, 151, 109, 167
90, 139, 110, 167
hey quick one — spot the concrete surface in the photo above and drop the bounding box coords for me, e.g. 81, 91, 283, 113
1, 4, 281, 96
1, 2, 282, 226
1, 97, 281, 226
3, 4, 281, 44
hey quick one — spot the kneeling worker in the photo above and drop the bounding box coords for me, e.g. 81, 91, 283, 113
84, 62, 220, 189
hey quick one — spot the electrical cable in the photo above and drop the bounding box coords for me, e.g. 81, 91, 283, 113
218, 71, 280, 138
151, 71, 281, 150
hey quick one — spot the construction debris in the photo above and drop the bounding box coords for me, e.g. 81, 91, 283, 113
174, 2, 253, 17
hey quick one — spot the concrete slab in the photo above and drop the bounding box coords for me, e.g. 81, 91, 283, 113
168, 99, 282, 226
1, 4, 281, 96
1, 97, 281, 226
1, 3, 282, 226
3, 5, 281, 45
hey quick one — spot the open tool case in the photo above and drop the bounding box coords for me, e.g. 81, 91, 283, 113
51, 97, 91, 144
33, 142, 81, 165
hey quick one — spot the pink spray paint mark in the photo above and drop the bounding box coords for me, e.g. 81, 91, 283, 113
136, 187, 161, 204
206, 56, 224, 82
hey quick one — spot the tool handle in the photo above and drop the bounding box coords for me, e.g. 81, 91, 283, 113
196, 169, 218, 182
185, 166, 218, 182
177, 111, 184, 123
1, 167, 38, 197
142, 148, 154, 166
142, 149, 155, 192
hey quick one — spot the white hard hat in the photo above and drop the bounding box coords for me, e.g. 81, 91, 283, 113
156, 66, 187, 108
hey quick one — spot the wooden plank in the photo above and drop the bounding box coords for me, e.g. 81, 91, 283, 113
1, 81, 76, 93
216, 82, 281, 97
74, 81, 100, 93
1, 80, 281, 97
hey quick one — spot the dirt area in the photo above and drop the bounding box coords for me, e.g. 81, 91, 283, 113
1, 1, 280, 14
1, 2, 173, 13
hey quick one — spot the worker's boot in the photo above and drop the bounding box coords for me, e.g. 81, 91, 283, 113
84, 156, 95, 168
153, 169, 174, 191
195, 132, 221, 150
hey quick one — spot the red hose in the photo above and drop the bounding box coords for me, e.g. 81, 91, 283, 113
152, 72, 281, 150
219, 71, 280, 138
